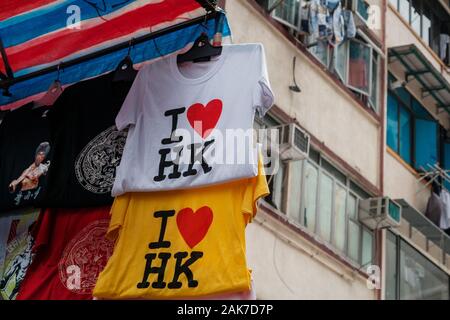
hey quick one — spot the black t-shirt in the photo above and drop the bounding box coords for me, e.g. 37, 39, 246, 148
40, 72, 134, 207
0, 103, 52, 212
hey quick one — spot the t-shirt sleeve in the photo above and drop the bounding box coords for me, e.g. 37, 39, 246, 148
106, 194, 130, 241
115, 68, 147, 131
252, 44, 275, 118
242, 154, 270, 224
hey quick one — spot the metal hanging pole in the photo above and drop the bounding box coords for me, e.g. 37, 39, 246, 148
0, 11, 220, 92
0, 37, 13, 80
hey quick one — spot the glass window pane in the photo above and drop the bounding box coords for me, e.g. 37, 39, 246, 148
288, 161, 303, 223
389, 0, 398, 8
272, 163, 285, 210
322, 158, 346, 185
318, 173, 333, 242
303, 162, 318, 232
348, 221, 360, 262
309, 38, 329, 67
422, 4, 431, 45
347, 194, 357, 220
414, 119, 438, 171
395, 86, 410, 106
271, 0, 300, 28
336, 42, 348, 82
362, 229, 374, 266
399, 106, 412, 164
334, 184, 347, 252
387, 93, 399, 152
386, 231, 398, 300
348, 41, 371, 95
398, 0, 410, 22
411, 0, 421, 36
357, 0, 370, 21
399, 240, 449, 300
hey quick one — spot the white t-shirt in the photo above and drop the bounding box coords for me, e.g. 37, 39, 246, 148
112, 43, 274, 196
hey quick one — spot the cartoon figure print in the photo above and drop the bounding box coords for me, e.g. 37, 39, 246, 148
8, 142, 51, 204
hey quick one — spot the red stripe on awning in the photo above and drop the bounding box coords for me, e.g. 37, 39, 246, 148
0, 0, 57, 21
5, 0, 200, 72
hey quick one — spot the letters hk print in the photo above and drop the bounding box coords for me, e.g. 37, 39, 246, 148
154, 99, 222, 183
138, 207, 213, 290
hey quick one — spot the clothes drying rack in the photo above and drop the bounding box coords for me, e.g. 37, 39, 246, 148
416, 163, 450, 195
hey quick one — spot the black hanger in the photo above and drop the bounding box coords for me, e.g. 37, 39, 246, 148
177, 32, 222, 64
113, 40, 138, 82
33, 63, 63, 109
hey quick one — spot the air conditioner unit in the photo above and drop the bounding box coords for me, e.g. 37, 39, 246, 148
359, 197, 402, 230
273, 123, 310, 161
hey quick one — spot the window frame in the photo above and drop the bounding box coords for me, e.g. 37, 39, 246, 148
390, 0, 450, 65
369, 50, 380, 112
386, 230, 450, 300
353, 0, 371, 25
294, 152, 374, 264
346, 38, 374, 97
268, 0, 303, 31
387, 77, 440, 171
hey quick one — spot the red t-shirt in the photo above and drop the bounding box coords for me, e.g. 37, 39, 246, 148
17, 206, 113, 300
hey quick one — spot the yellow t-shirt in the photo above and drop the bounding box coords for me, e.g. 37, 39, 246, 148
93, 161, 269, 299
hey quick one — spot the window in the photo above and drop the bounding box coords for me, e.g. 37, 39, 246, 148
399, 104, 412, 164
269, 0, 302, 30
398, 0, 410, 22
411, 0, 421, 36
390, 0, 450, 65
348, 40, 372, 95
318, 172, 333, 242
256, 0, 383, 112
355, 0, 370, 22
361, 227, 374, 266
309, 36, 380, 111
385, 231, 398, 300
387, 76, 439, 171
336, 41, 349, 82
347, 194, 360, 262
254, 114, 287, 211
302, 161, 318, 232
286, 149, 374, 264
369, 51, 380, 110
386, 231, 450, 300
333, 183, 347, 252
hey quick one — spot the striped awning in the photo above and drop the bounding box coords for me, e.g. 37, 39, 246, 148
0, 0, 229, 109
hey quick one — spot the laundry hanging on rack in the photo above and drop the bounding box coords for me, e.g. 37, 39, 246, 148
302, 0, 356, 46
425, 191, 444, 227
439, 189, 450, 230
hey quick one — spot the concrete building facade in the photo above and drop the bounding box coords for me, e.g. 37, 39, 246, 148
223, 0, 450, 300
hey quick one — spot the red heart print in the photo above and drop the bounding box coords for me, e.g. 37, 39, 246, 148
187, 99, 222, 139
176, 206, 213, 249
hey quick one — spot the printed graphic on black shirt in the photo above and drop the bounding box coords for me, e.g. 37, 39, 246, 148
8, 142, 51, 207
0, 104, 52, 212
75, 126, 127, 194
